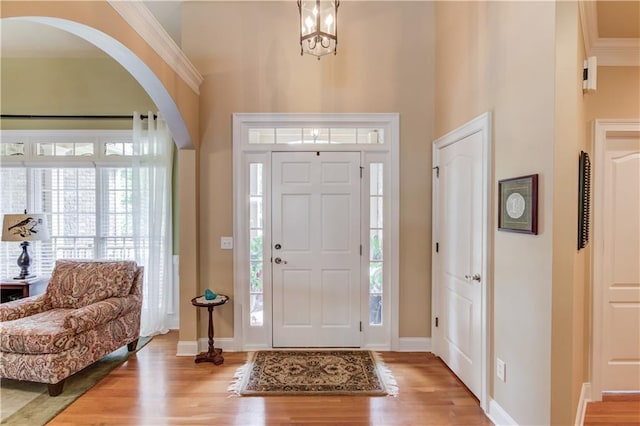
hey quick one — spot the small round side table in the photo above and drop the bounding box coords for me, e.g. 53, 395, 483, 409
190, 294, 229, 365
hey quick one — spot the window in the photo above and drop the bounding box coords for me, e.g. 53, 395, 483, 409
249, 163, 264, 326
369, 163, 384, 325
248, 127, 385, 144
0, 131, 143, 279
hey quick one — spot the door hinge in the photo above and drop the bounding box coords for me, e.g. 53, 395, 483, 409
436, 242, 439, 253
433, 166, 439, 178
360, 244, 363, 256
360, 166, 364, 178
360, 321, 362, 332
435, 317, 439, 327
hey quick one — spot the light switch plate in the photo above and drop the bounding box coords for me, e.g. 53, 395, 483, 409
221, 237, 233, 250
496, 358, 506, 382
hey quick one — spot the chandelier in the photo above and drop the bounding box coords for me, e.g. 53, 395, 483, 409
297, 0, 340, 59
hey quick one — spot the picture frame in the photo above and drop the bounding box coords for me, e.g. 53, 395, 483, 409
577, 151, 591, 250
498, 174, 539, 235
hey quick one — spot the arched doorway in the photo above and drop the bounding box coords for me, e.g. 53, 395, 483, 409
1, 0, 201, 347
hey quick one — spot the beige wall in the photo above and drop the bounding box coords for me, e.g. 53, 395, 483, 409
582, 64, 639, 404
551, 2, 588, 424
182, 1, 435, 339
0, 58, 155, 130
586, 66, 640, 120
436, 2, 639, 424
436, 2, 556, 424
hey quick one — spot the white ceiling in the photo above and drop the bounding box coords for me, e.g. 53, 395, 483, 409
0, 1, 182, 58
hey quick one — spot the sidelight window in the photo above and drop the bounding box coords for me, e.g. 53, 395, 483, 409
249, 163, 264, 326
369, 163, 384, 325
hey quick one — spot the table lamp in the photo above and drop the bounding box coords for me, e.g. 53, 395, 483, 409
2, 212, 50, 279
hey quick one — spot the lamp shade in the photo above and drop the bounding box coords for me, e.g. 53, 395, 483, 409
2, 214, 50, 242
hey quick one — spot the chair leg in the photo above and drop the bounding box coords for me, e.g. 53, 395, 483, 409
127, 338, 139, 351
48, 380, 65, 396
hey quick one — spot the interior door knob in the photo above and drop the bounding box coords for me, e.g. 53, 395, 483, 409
465, 273, 481, 282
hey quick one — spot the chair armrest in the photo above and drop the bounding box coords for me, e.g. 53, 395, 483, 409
0, 295, 51, 322
64, 294, 141, 333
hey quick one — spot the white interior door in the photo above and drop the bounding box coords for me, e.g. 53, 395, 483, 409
433, 129, 484, 398
272, 151, 361, 347
600, 134, 640, 392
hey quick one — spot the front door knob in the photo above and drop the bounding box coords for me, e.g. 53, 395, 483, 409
274, 257, 287, 265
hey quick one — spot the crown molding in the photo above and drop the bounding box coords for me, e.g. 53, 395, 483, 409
108, 1, 203, 95
579, 1, 639, 67
579, 0, 598, 54
591, 38, 640, 67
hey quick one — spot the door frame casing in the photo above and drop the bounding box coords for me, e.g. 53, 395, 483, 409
431, 112, 492, 412
591, 119, 640, 401
232, 113, 400, 351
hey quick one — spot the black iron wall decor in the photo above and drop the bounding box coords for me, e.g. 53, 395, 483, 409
578, 151, 591, 250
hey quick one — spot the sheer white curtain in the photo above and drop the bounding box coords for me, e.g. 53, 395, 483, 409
132, 111, 173, 336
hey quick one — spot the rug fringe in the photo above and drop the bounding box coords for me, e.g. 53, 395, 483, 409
227, 352, 254, 397
372, 351, 399, 397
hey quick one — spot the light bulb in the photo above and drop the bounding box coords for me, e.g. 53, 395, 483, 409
305, 16, 314, 32
313, 6, 318, 16
325, 13, 333, 30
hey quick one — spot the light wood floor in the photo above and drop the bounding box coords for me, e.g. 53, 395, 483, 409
49, 331, 492, 426
47, 332, 640, 425
584, 394, 640, 425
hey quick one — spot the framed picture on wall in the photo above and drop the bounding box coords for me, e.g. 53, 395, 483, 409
577, 151, 591, 250
498, 174, 539, 235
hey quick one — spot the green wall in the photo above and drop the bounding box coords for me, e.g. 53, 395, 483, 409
1, 57, 179, 254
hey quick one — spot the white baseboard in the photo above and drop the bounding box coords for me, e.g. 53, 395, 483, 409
176, 338, 237, 356
575, 383, 591, 426
396, 337, 431, 352
167, 255, 180, 331
166, 313, 180, 330
198, 337, 237, 352
176, 340, 198, 356
188, 339, 428, 352
364, 344, 392, 351
488, 399, 519, 426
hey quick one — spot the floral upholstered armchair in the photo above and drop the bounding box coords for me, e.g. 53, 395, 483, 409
0, 260, 143, 396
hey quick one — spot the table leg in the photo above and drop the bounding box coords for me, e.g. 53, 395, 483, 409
195, 305, 224, 365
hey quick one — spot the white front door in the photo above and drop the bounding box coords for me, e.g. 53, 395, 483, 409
271, 151, 361, 347
432, 126, 486, 398
600, 133, 640, 392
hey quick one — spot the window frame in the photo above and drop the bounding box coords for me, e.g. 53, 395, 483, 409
0, 129, 138, 278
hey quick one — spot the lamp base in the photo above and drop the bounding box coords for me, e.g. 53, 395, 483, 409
16, 241, 34, 281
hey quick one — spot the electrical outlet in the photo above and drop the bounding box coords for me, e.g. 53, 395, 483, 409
496, 358, 506, 382
220, 237, 233, 250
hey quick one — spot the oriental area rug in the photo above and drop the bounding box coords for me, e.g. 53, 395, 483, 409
0, 336, 151, 425
229, 350, 398, 397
